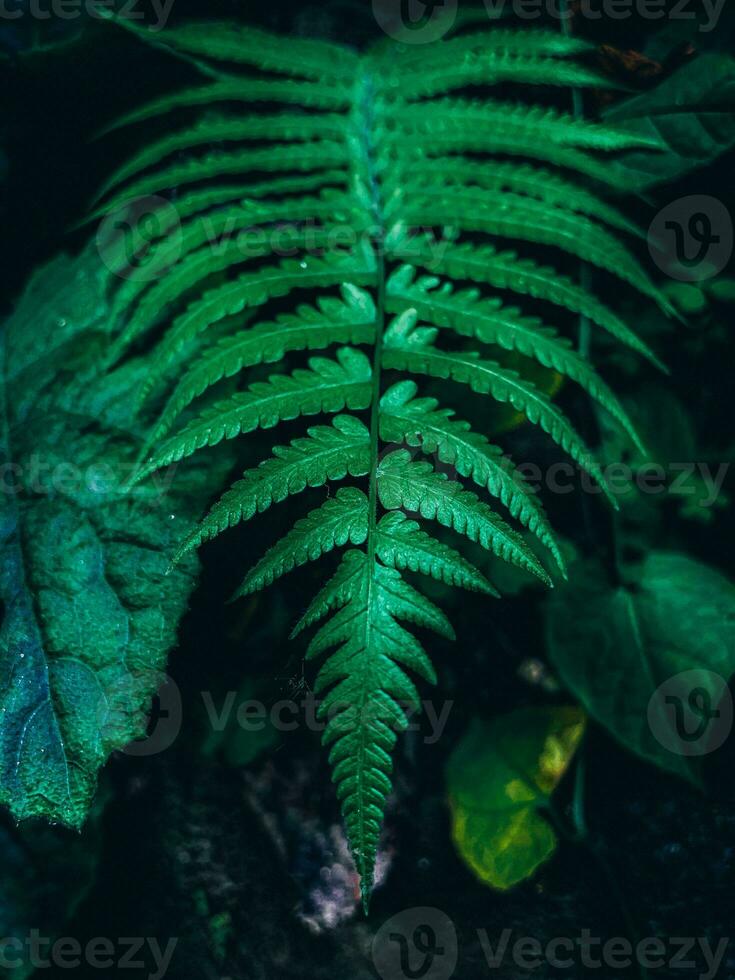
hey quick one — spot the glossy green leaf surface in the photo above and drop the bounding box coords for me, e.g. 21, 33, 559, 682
605, 53, 735, 187
546, 554, 735, 784
0, 249, 227, 827
447, 706, 585, 889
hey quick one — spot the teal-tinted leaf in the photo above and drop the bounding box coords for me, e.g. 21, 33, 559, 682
138, 347, 373, 477
151, 285, 377, 444
604, 54, 735, 187
0, 249, 224, 828
108, 18, 359, 83
376, 511, 498, 596
376, 450, 552, 585
545, 554, 735, 785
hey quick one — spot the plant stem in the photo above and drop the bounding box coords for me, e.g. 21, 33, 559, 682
549, 743, 650, 980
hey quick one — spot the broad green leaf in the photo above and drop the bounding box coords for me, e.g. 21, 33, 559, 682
545, 554, 735, 784
447, 706, 585, 890
0, 248, 225, 828
604, 53, 735, 187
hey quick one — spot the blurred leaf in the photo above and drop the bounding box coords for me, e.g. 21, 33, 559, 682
446, 706, 585, 890
545, 554, 735, 785
600, 384, 696, 470
598, 386, 729, 523
0, 809, 102, 979
664, 282, 709, 315
200, 680, 280, 768
605, 54, 735, 187
707, 279, 735, 303
643, 7, 735, 60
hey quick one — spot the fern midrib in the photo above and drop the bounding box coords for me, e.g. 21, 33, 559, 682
354, 68, 386, 901
359, 72, 386, 569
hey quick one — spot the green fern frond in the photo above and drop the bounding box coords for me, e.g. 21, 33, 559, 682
138, 21, 360, 82
137, 250, 378, 401
237, 487, 369, 596
91, 142, 350, 217
109, 227, 342, 363
97, 78, 352, 137
152, 286, 377, 443
385, 269, 644, 452
94, 115, 350, 205
384, 160, 643, 234
379, 381, 565, 574
293, 548, 442, 907
401, 191, 666, 305
383, 311, 614, 503
398, 237, 665, 368
178, 415, 371, 556
377, 28, 593, 66
95, 19, 670, 906
390, 98, 662, 151
377, 451, 552, 586
375, 511, 498, 596
147, 171, 350, 228
106, 190, 367, 359
137, 347, 372, 477
387, 53, 619, 100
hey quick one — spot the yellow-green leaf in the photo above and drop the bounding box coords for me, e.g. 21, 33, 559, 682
446, 706, 585, 890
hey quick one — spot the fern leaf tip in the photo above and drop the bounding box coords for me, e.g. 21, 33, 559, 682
361, 886, 371, 916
